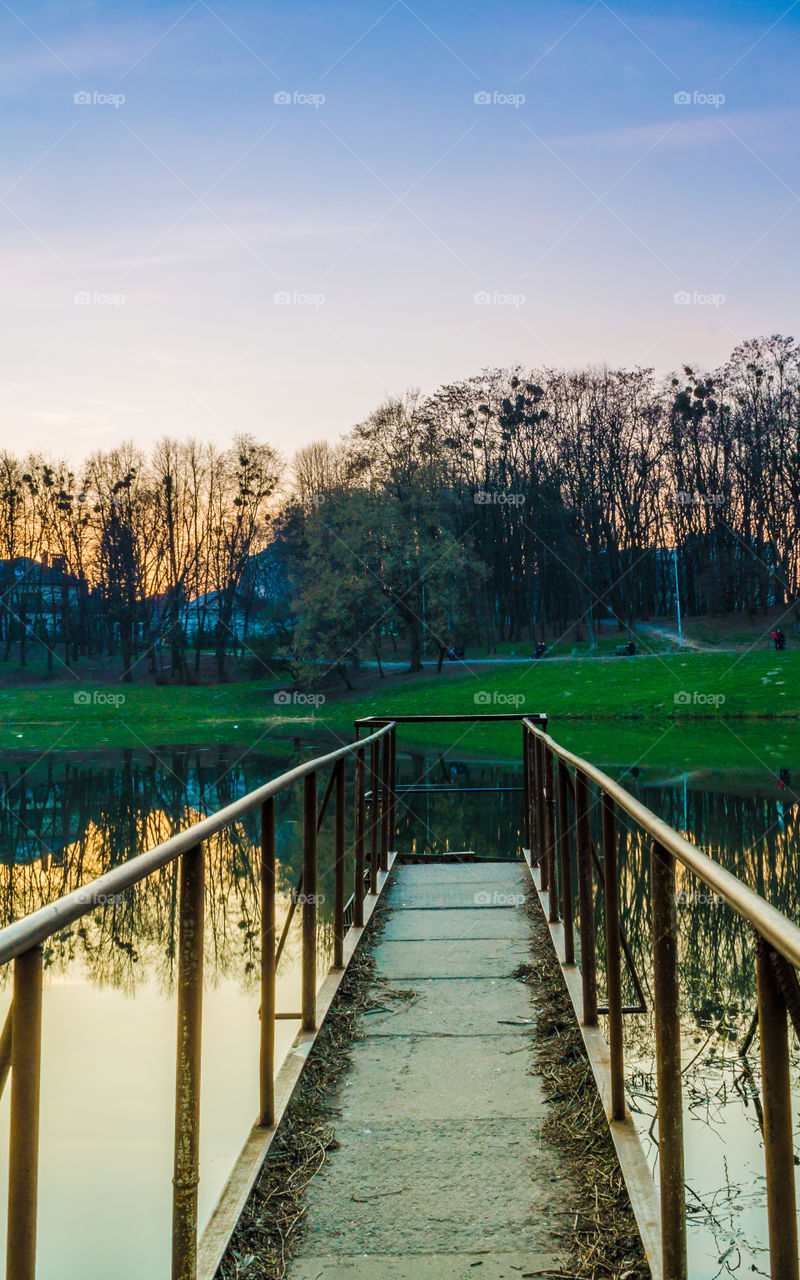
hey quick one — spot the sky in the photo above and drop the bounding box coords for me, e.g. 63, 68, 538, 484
1, 0, 799, 462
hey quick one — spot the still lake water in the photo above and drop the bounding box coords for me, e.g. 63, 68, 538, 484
0, 738, 797, 1278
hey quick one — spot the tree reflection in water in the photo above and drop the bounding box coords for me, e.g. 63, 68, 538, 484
0, 745, 530, 994
0, 745, 342, 993
586, 769, 800, 1280
1, 747, 798, 1275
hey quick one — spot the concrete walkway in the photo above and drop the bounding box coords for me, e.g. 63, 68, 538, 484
287, 861, 579, 1280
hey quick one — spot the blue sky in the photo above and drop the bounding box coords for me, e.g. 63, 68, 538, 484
1, 0, 799, 458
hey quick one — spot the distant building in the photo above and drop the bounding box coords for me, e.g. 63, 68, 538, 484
188, 544, 293, 641
0, 555, 81, 621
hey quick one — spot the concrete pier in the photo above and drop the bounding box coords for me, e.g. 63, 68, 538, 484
287, 861, 580, 1279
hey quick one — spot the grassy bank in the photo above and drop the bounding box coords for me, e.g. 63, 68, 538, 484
0, 649, 797, 772
339, 649, 798, 766
346, 648, 794, 720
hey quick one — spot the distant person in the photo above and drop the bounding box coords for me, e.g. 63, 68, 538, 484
626, 639, 636, 656
772, 628, 786, 651
531, 642, 546, 660
779, 768, 791, 790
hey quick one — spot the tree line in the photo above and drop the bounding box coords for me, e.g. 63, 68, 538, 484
287, 333, 800, 673
2, 333, 799, 682
0, 436, 281, 681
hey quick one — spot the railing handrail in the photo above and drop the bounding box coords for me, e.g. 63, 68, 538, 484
524, 717, 800, 970
0, 721, 395, 969
356, 712, 547, 724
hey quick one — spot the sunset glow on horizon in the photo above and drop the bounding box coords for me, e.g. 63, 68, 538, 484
1, 0, 799, 459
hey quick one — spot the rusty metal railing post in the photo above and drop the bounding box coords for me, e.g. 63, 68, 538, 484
389, 725, 397, 853
369, 739, 380, 894
557, 759, 574, 964
756, 935, 800, 1280
260, 799, 276, 1127
534, 736, 546, 887
531, 734, 539, 868
354, 748, 366, 927
601, 792, 625, 1120
523, 725, 531, 851
575, 770, 597, 1024
172, 843, 205, 1280
334, 758, 346, 969
302, 772, 318, 1031
0, 998, 14, 1100
380, 731, 391, 873
525, 726, 533, 852
651, 841, 687, 1280
6, 946, 42, 1280
544, 746, 559, 923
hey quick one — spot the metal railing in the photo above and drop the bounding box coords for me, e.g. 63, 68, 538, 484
5, 708, 800, 1280
523, 718, 800, 1280
0, 721, 397, 1280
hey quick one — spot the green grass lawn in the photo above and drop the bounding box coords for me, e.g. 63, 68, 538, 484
347, 648, 795, 720
0, 683, 297, 753
342, 650, 800, 768
0, 649, 797, 771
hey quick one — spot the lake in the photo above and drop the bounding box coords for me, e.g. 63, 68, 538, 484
0, 735, 796, 1278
